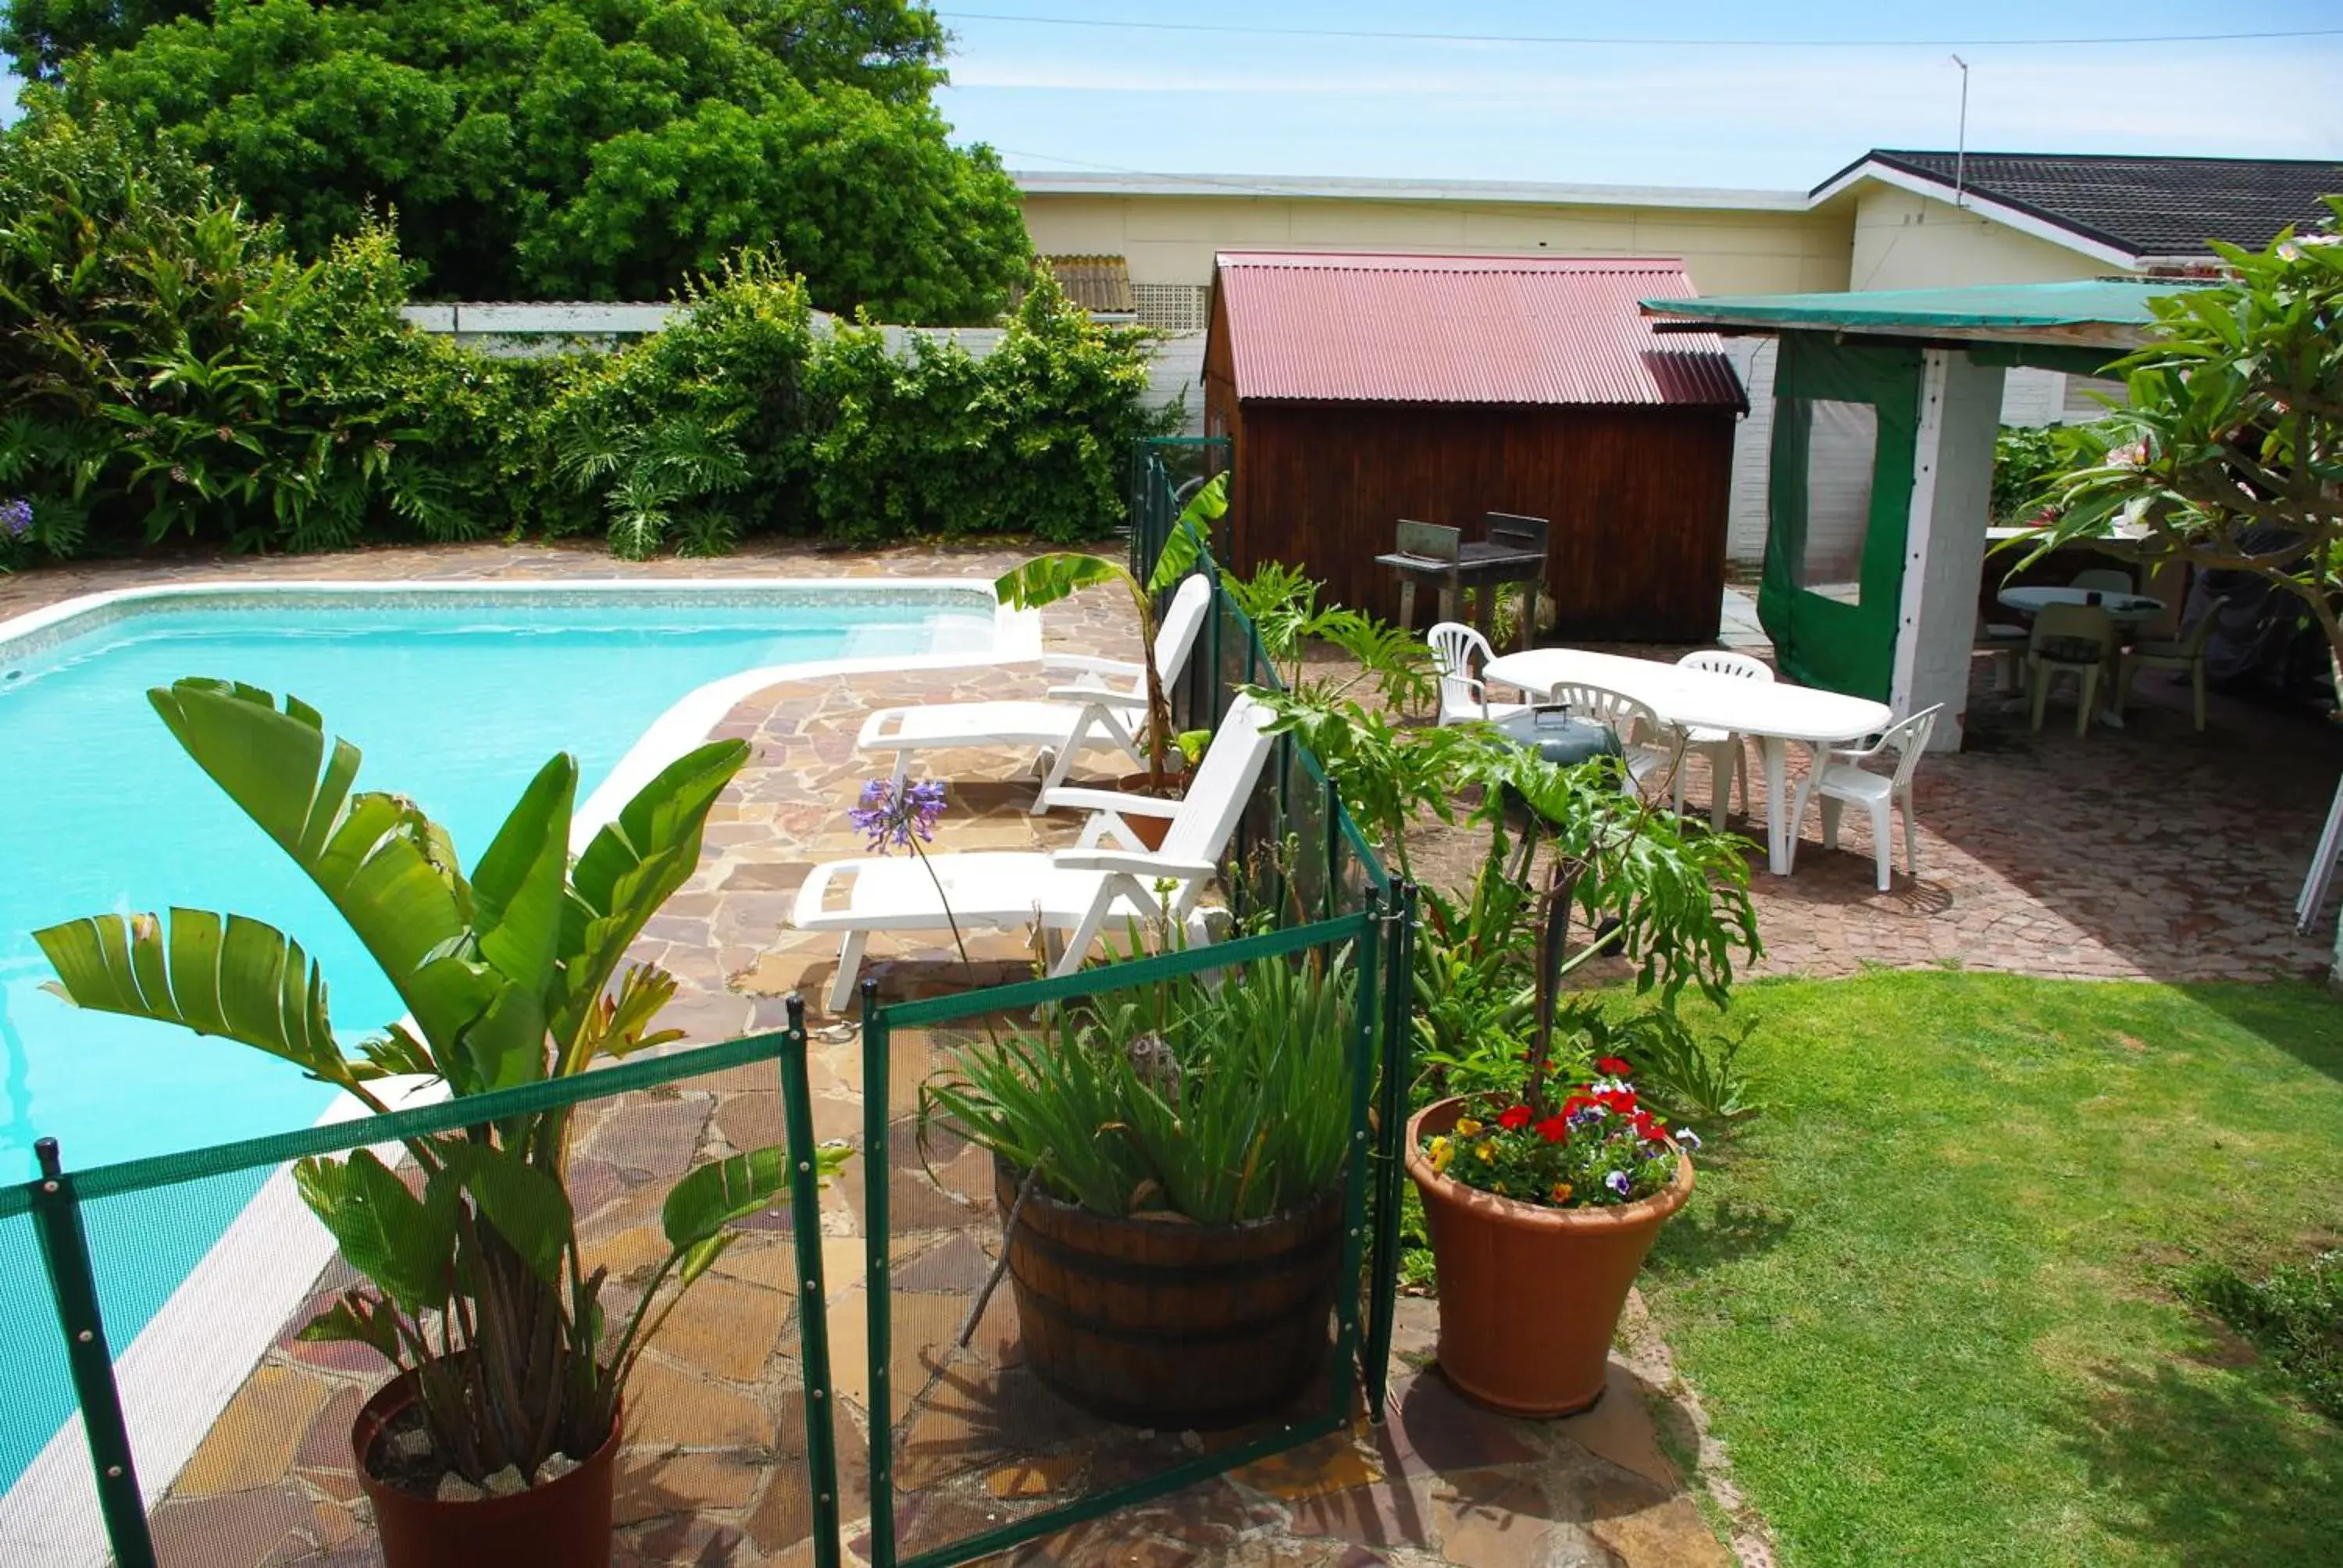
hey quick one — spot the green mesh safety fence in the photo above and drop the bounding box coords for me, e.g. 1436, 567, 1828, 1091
0, 1204, 105, 1568
1, 1025, 844, 1568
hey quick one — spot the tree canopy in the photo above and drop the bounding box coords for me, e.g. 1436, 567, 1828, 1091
18, 0, 1029, 319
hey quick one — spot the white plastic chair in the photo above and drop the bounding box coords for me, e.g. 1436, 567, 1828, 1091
1542, 682, 1680, 796
1428, 621, 1530, 726
2117, 601, 2221, 732
1671, 650, 1771, 829
2068, 568, 2135, 595
1786, 705, 1941, 892
2026, 602, 2116, 736
794, 693, 1279, 1012
857, 573, 1212, 812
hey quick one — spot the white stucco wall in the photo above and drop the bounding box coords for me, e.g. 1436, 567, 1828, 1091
1849, 187, 2126, 292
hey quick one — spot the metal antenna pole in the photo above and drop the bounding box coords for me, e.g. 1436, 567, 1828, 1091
1951, 55, 1970, 207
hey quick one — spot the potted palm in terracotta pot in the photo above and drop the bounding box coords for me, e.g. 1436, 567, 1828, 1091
921, 945, 1358, 1428
1403, 743, 1758, 1416
35, 681, 850, 1567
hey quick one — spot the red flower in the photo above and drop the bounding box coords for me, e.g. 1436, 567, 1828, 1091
1535, 1115, 1568, 1143
1596, 1057, 1632, 1076
1596, 1088, 1639, 1114
1561, 1094, 1599, 1117
1496, 1105, 1533, 1131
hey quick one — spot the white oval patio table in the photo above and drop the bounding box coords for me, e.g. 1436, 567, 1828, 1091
1997, 586, 2166, 622
1480, 648, 1894, 875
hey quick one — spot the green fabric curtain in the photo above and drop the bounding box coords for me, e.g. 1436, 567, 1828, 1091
1757, 332, 1924, 699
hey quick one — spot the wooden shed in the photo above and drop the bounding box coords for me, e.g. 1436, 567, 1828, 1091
1202, 252, 1746, 641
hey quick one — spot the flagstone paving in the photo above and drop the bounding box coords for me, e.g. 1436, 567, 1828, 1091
11, 538, 2334, 1566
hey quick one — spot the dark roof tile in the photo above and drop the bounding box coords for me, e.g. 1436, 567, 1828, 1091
1833, 151, 2343, 257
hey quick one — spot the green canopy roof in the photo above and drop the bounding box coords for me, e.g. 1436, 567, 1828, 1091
1641, 279, 2206, 354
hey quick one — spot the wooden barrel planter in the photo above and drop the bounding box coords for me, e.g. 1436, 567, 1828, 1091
993, 1160, 1343, 1429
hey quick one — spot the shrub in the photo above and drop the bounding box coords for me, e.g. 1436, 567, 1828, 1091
0, 103, 446, 562
0, 111, 1161, 567
807, 266, 1170, 545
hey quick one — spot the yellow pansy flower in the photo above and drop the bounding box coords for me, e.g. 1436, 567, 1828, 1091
1453, 1117, 1483, 1137
1427, 1135, 1454, 1174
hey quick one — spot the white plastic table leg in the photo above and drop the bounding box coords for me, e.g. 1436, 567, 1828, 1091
1759, 736, 1793, 875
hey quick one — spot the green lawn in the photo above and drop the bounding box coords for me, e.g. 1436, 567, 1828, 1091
1637, 971, 2343, 1568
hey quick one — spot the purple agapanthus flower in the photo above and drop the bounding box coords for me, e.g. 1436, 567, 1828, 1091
849, 777, 947, 854
0, 499, 31, 539
1604, 1171, 1632, 1197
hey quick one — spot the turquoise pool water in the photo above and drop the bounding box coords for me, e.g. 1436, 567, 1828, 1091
0, 587, 991, 1489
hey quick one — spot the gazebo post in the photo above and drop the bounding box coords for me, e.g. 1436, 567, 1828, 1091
1888, 349, 2006, 750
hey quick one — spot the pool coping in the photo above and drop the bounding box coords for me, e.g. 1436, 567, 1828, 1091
0, 576, 1046, 1563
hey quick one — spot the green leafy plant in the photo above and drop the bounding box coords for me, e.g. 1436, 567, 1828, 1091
33, 681, 849, 1490
920, 946, 1357, 1224
1990, 423, 2066, 524
2181, 1250, 2343, 1422
1621, 1008, 1762, 1135
993, 469, 1226, 785
2024, 197, 2343, 683
42, 0, 1029, 316
0, 132, 1161, 567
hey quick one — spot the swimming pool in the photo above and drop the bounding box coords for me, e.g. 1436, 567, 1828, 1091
0, 580, 1014, 1502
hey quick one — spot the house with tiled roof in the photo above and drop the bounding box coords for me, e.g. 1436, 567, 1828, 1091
1022, 148, 2341, 560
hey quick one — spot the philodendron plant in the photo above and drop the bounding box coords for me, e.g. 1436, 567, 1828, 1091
34, 679, 848, 1490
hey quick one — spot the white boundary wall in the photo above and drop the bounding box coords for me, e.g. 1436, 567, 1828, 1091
398, 305, 1200, 428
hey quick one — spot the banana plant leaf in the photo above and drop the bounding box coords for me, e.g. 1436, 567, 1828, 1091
147, 679, 505, 1084
293, 1149, 458, 1314
555, 740, 749, 1057
34, 907, 353, 1083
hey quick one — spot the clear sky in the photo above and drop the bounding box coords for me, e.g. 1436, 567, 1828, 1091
932, 0, 2343, 191
5, 2, 2338, 191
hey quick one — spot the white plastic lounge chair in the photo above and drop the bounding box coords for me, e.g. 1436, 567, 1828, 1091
794, 693, 1278, 1012
857, 574, 1212, 813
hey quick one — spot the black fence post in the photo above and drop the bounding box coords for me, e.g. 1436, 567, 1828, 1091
780, 997, 846, 1568
860, 980, 897, 1568
28, 1137, 158, 1568
1363, 882, 1417, 1415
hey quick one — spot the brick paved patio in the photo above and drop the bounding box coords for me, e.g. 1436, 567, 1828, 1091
9, 540, 2338, 1566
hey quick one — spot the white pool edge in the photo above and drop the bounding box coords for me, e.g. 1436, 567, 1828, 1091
0, 576, 1043, 1563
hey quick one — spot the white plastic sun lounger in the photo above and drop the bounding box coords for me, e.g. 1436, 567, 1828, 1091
857, 572, 1213, 811
794, 693, 1276, 1011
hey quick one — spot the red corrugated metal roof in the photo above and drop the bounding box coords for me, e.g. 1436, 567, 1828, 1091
1214, 252, 1743, 408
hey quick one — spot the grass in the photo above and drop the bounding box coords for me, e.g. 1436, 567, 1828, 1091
1630, 971, 2343, 1568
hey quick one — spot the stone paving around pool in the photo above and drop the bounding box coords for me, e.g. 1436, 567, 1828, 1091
10, 539, 2337, 1566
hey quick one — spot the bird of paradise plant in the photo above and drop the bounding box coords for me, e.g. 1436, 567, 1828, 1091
34, 679, 848, 1490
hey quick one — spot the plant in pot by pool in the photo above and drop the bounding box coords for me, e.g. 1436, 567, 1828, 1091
1403, 742, 1759, 1417
33, 681, 851, 1568
993, 471, 1228, 812
919, 944, 1357, 1429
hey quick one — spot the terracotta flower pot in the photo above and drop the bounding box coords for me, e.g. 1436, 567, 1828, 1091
1109, 770, 1190, 851
351, 1374, 621, 1568
1403, 1096, 1693, 1417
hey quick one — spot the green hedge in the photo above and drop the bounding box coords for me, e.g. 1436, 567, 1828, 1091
0, 105, 1169, 568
